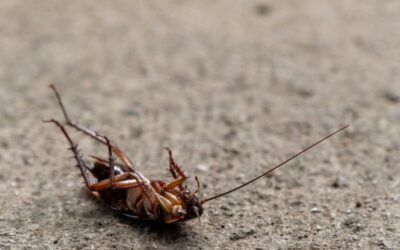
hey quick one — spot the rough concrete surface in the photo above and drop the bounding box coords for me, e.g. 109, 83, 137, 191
0, 1, 399, 249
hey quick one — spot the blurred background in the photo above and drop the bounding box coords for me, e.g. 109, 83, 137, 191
0, 1, 399, 249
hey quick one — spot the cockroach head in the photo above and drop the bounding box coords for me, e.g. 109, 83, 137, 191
182, 190, 203, 219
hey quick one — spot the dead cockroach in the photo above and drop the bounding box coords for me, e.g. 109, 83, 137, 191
45, 85, 349, 224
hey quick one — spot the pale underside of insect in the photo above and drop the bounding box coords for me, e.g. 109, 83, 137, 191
45, 85, 349, 224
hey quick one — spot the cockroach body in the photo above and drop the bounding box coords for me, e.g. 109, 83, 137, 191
46, 85, 348, 224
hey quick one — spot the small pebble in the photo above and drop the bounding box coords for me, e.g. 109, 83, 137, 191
254, 3, 272, 16
383, 91, 400, 103
310, 207, 321, 213
197, 164, 209, 172
343, 217, 364, 232
230, 229, 256, 241
332, 176, 348, 188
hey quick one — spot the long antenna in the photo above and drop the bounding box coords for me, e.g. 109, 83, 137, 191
201, 125, 349, 204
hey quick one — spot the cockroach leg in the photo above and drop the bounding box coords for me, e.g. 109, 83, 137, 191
91, 179, 140, 191
88, 172, 136, 191
45, 119, 142, 192
89, 155, 130, 170
71, 122, 133, 171
131, 176, 159, 217
97, 134, 116, 187
165, 147, 178, 179
44, 119, 97, 188
49, 84, 134, 171
162, 176, 187, 191
155, 194, 173, 214
194, 176, 200, 194
164, 147, 187, 190
111, 180, 140, 189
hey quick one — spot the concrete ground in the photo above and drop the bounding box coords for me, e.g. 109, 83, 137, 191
0, 0, 399, 249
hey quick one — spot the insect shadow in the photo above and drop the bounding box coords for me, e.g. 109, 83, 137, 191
115, 214, 190, 241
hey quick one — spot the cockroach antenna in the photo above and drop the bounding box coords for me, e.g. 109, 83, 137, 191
201, 124, 349, 204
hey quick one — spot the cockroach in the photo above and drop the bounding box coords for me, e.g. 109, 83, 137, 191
45, 85, 349, 224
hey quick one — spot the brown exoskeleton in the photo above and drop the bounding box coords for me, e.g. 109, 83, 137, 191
45, 85, 349, 224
